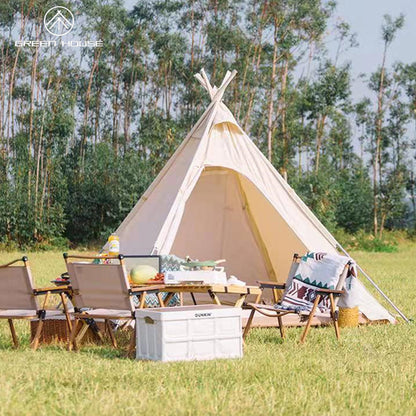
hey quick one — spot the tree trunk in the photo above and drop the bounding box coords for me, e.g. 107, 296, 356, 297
81, 49, 102, 166
279, 58, 289, 178
242, 2, 268, 130
315, 114, 327, 173
373, 41, 388, 236
190, 0, 195, 71
34, 75, 52, 229
267, 22, 279, 162
28, 24, 41, 203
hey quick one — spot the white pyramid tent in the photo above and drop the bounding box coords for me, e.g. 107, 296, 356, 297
113, 69, 401, 323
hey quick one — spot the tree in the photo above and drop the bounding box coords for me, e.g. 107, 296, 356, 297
372, 13, 405, 236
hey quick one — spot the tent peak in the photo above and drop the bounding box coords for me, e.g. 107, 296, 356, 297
195, 69, 237, 102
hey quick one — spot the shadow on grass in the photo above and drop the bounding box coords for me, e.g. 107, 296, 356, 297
244, 324, 351, 347
0, 330, 135, 361
244, 327, 293, 346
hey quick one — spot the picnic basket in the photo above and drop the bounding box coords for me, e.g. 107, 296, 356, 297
30, 317, 106, 343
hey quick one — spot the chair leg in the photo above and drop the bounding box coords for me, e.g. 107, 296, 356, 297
234, 294, 246, 308
119, 319, 132, 330
126, 327, 136, 358
91, 322, 105, 344
277, 315, 285, 339
300, 294, 321, 344
8, 319, 19, 348
31, 319, 44, 350
68, 318, 79, 351
243, 308, 256, 340
106, 319, 118, 348
60, 292, 72, 333
31, 291, 51, 350
75, 320, 95, 345
272, 288, 279, 303
329, 293, 340, 340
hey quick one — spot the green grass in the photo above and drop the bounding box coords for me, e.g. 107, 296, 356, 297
0, 248, 415, 416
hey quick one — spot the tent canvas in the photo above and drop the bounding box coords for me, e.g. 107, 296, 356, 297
111, 69, 399, 324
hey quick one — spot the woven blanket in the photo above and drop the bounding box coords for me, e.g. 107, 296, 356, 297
279, 252, 354, 313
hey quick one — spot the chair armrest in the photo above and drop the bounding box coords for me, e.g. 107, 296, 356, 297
34, 286, 71, 295
315, 288, 345, 296
246, 303, 276, 311
256, 281, 286, 290
245, 303, 295, 317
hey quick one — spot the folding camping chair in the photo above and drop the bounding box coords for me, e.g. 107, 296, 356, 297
64, 253, 164, 355
243, 253, 349, 343
0, 256, 68, 350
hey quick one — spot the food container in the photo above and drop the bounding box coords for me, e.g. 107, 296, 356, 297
164, 270, 227, 285
136, 305, 243, 362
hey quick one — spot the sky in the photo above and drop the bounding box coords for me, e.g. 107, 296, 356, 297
122, 0, 415, 100
328, 0, 416, 100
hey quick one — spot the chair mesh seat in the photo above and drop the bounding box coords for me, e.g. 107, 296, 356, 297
0, 309, 37, 317
75, 309, 133, 319
0, 309, 67, 318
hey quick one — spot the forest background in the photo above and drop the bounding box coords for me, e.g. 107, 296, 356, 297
1, 0, 416, 251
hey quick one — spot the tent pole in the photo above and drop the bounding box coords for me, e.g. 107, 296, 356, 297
337, 244, 409, 323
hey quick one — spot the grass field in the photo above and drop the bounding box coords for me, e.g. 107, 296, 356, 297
0, 247, 415, 416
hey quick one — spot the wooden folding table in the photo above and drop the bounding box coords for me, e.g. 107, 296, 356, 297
151, 284, 262, 308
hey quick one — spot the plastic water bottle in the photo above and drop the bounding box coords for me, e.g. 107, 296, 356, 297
108, 234, 120, 256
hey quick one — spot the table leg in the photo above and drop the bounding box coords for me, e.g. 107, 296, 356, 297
234, 294, 246, 308
190, 292, 197, 305
208, 290, 221, 305
157, 293, 165, 307
163, 292, 174, 305
138, 292, 147, 309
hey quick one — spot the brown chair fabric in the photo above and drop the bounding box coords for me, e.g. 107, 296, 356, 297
0, 266, 38, 310
67, 263, 134, 311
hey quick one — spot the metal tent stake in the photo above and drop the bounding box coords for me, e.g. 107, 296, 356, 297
337, 244, 410, 323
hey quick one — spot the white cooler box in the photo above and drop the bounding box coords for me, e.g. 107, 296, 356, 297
136, 305, 243, 362
164, 270, 227, 285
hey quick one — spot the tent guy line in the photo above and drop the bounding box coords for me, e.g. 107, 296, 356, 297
337, 244, 409, 322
